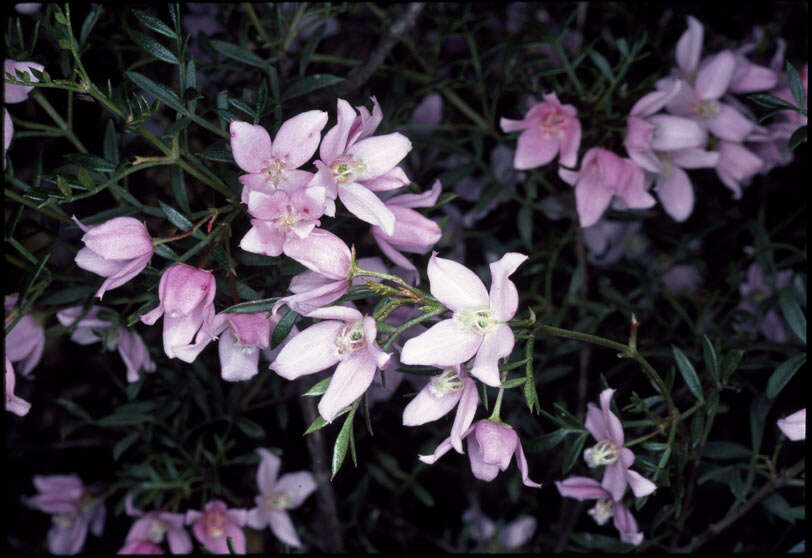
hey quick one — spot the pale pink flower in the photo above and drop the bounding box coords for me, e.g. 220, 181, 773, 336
6, 357, 31, 416
715, 141, 763, 199
500, 92, 581, 170
311, 97, 412, 234
583, 389, 657, 502
270, 306, 391, 422
410, 93, 444, 127
372, 179, 442, 274
400, 252, 526, 387
4, 293, 45, 377
185, 500, 248, 554
555, 476, 644, 546
122, 494, 191, 554
777, 409, 806, 441
229, 112, 328, 193
140, 264, 217, 362
118, 540, 164, 554
461, 507, 537, 549
403, 364, 479, 453
559, 148, 656, 227
246, 448, 317, 547
25, 475, 106, 555
4, 58, 44, 159
72, 216, 154, 299
582, 219, 648, 267
57, 306, 155, 383
419, 419, 540, 488
207, 312, 271, 382
14, 3, 42, 15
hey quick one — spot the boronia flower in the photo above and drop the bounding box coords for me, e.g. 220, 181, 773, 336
555, 476, 644, 546
403, 363, 479, 452
207, 312, 271, 382
583, 388, 657, 502
419, 419, 540, 488
140, 263, 217, 362
72, 216, 154, 299
777, 409, 806, 441
185, 500, 248, 555
4, 293, 45, 377
270, 306, 391, 422
122, 494, 191, 554
6, 357, 31, 416
246, 448, 317, 548
499, 91, 581, 170
400, 252, 527, 387
25, 475, 106, 555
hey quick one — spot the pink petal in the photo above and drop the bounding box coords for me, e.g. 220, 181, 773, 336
386, 178, 441, 208
282, 228, 352, 280
499, 116, 530, 133
47, 520, 88, 554
427, 252, 489, 312
777, 408, 806, 441
320, 98, 356, 164
362, 165, 411, 192
95, 253, 153, 299
274, 471, 317, 508
4, 60, 43, 103
488, 252, 527, 321
695, 50, 736, 101
418, 435, 456, 465
402, 378, 464, 426
399, 318, 482, 367
500, 515, 537, 549
271, 110, 328, 169
75, 247, 127, 277
675, 15, 703, 75
318, 350, 377, 422
348, 133, 412, 180
601, 460, 628, 501
558, 117, 582, 169
466, 433, 501, 481
270, 321, 343, 380
670, 148, 719, 169
373, 233, 418, 272
4, 107, 13, 155
613, 502, 643, 546
656, 166, 694, 222
305, 306, 362, 322
599, 388, 624, 445
514, 126, 559, 170
475, 421, 518, 470
574, 169, 613, 227
647, 115, 707, 151
240, 220, 285, 257
229, 121, 272, 173
81, 218, 152, 259
256, 448, 281, 493
450, 377, 479, 453
411, 93, 443, 126
218, 332, 260, 381
337, 181, 395, 235
708, 103, 756, 142
470, 324, 514, 387
555, 476, 610, 500
585, 402, 611, 442
514, 436, 542, 488
625, 468, 657, 497
268, 510, 301, 547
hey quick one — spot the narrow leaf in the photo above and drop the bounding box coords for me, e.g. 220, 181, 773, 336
331, 407, 356, 479
280, 74, 344, 102
766, 353, 806, 399
134, 9, 178, 39
702, 335, 719, 386
778, 288, 806, 343
270, 309, 298, 349
672, 346, 704, 403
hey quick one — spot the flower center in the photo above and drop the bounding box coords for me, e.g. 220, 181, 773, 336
335, 320, 367, 355
588, 499, 614, 526
264, 491, 292, 511
330, 155, 366, 184
262, 158, 289, 187
204, 508, 226, 538
455, 306, 498, 335
271, 203, 306, 233
584, 439, 620, 468
693, 99, 719, 119
147, 518, 168, 543
53, 514, 76, 529
539, 110, 565, 137
428, 368, 464, 397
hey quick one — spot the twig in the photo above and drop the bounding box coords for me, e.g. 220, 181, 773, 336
307, 3, 425, 106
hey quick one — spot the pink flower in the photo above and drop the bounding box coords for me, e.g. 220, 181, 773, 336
4, 293, 45, 377
4, 59, 44, 159
57, 306, 156, 383
208, 312, 271, 381
402, 364, 479, 453
661, 263, 702, 295
25, 475, 106, 554
372, 179, 443, 274
582, 219, 648, 267
400, 252, 526, 387
6, 357, 31, 416
229, 112, 328, 193
140, 264, 217, 362
419, 419, 540, 488
311, 97, 413, 234
555, 476, 644, 546
583, 389, 656, 502
185, 500, 248, 554
246, 448, 317, 547
270, 306, 391, 422
715, 141, 763, 199
559, 148, 656, 228
73, 216, 154, 299
738, 262, 794, 343
777, 409, 806, 441
461, 507, 537, 549
500, 92, 581, 170
122, 494, 191, 554
410, 93, 444, 127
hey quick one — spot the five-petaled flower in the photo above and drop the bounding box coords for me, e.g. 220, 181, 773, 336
185, 500, 248, 554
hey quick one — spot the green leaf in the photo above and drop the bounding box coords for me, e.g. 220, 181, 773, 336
778, 288, 806, 344
170, 166, 190, 214
703, 441, 752, 460
159, 201, 194, 231
702, 335, 720, 386
748, 93, 798, 111
280, 74, 344, 102
129, 30, 179, 65
77, 167, 94, 190
304, 415, 329, 435
763, 492, 805, 524
210, 39, 268, 69
526, 428, 579, 453
126, 71, 187, 115
113, 432, 139, 460
303, 377, 331, 397
133, 9, 178, 40
79, 5, 103, 47
103, 120, 119, 166
221, 297, 279, 314
589, 50, 614, 81
55, 398, 92, 421
331, 406, 356, 479
299, 23, 326, 76
672, 346, 704, 403
500, 377, 528, 389
749, 395, 771, 452
270, 309, 298, 349
786, 61, 806, 110
65, 153, 116, 173
561, 432, 588, 475
517, 206, 533, 251
39, 285, 95, 305
766, 353, 806, 399
235, 417, 265, 439
720, 349, 745, 383
788, 126, 806, 151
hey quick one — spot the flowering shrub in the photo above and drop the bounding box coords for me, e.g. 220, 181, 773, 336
5, 3, 807, 554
